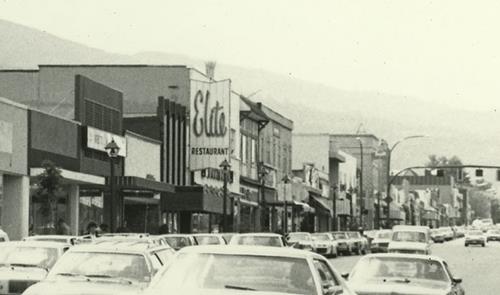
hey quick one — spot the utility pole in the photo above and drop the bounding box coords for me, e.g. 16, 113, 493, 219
356, 137, 364, 229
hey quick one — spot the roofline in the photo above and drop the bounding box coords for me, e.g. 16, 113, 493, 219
258, 103, 294, 130
38, 64, 189, 68
123, 113, 157, 118
0, 69, 39, 72
125, 130, 162, 145
0, 96, 29, 110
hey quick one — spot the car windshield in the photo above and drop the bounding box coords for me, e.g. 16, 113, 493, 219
377, 232, 392, 239
231, 236, 282, 247
312, 234, 330, 241
392, 231, 427, 243
152, 253, 316, 294
487, 230, 500, 234
48, 252, 150, 283
350, 257, 450, 287
164, 237, 191, 249
288, 233, 310, 241
347, 232, 359, 238
194, 236, 221, 245
468, 231, 482, 236
0, 245, 59, 270
333, 233, 346, 240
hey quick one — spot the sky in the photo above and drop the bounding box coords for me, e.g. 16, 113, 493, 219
2, 0, 500, 112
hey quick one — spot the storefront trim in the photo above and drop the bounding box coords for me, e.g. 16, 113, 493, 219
30, 167, 105, 185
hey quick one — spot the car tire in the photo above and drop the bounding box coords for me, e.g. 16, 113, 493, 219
482, 243, 486, 247
464, 243, 468, 247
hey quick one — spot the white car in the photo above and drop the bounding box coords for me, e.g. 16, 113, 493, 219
464, 230, 487, 247
192, 234, 227, 245
286, 232, 314, 251
388, 225, 432, 255
23, 235, 78, 245
486, 229, 500, 242
370, 230, 392, 253
229, 233, 287, 247
346, 253, 465, 295
23, 241, 175, 295
311, 233, 338, 258
0, 241, 69, 294
144, 245, 357, 295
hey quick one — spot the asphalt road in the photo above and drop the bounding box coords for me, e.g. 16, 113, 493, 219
329, 238, 500, 295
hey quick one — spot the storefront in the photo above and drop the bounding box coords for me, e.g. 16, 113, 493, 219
0, 97, 29, 240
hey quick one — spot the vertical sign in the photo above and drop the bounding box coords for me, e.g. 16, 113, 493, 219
190, 80, 231, 170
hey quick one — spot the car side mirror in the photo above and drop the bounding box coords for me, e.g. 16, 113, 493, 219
323, 284, 343, 295
341, 272, 349, 280
452, 277, 462, 284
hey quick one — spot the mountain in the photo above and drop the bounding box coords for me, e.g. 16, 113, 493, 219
1, 19, 500, 170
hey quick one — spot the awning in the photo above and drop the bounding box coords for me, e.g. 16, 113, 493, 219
239, 198, 259, 207
106, 176, 175, 193
30, 168, 105, 185
124, 196, 160, 205
310, 196, 332, 216
162, 185, 232, 214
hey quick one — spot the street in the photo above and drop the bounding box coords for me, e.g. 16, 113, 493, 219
330, 238, 500, 295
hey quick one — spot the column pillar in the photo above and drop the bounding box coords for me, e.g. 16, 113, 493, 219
68, 184, 80, 235
2, 175, 29, 240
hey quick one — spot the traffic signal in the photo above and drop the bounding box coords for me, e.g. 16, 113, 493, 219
436, 169, 444, 177
476, 169, 483, 177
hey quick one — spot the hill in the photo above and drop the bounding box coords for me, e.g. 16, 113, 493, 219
1, 19, 500, 170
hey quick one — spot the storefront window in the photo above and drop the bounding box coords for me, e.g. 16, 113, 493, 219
78, 193, 103, 235
30, 184, 69, 235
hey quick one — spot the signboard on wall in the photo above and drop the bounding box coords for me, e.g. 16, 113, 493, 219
85, 126, 127, 157
190, 79, 231, 170
0, 121, 13, 154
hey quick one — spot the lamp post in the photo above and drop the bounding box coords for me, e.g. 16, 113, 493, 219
220, 159, 231, 233
385, 135, 425, 228
258, 163, 268, 231
105, 139, 120, 233
282, 174, 291, 234
331, 185, 337, 231
355, 137, 364, 229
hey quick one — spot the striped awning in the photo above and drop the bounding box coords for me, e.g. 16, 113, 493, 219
106, 176, 175, 193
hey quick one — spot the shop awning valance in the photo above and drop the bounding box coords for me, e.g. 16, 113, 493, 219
310, 196, 332, 216
106, 176, 175, 193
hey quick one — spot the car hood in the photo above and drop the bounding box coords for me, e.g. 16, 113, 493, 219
351, 281, 449, 295
0, 267, 48, 281
388, 242, 428, 250
23, 279, 147, 295
371, 238, 390, 244
144, 287, 298, 295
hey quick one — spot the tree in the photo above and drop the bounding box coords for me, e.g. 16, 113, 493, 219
468, 179, 493, 220
426, 155, 469, 184
33, 160, 63, 234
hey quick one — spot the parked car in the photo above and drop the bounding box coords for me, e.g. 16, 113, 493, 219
23, 241, 175, 295
486, 229, 500, 242
229, 233, 287, 247
347, 231, 369, 254
0, 228, 9, 242
220, 233, 236, 244
331, 232, 354, 255
388, 225, 432, 255
464, 230, 487, 247
370, 229, 392, 253
311, 232, 338, 258
159, 234, 197, 250
346, 253, 465, 295
23, 235, 78, 245
0, 241, 69, 294
286, 232, 314, 251
192, 234, 227, 245
441, 227, 455, 241
431, 228, 445, 243
144, 245, 357, 295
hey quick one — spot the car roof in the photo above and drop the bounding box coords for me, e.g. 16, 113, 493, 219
232, 233, 283, 237
392, 225, 430, 232
159, 234, 193, 238
1, 241, 69, 248
178, 245, 324, 259
25, 235, 76, 239
362, 253, 445, 262
69, 243, 170, 254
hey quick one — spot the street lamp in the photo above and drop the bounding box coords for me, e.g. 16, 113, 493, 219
219, 159, 231, 233
105, 139, 120, 232
258, 163, 268, 231
282, 174, 292, 234
385, 135, 425, 228
356, 137, 364, 229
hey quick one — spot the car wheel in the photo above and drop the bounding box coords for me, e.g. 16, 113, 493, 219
482, 243, 486, 247
464, 243, 468, 247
